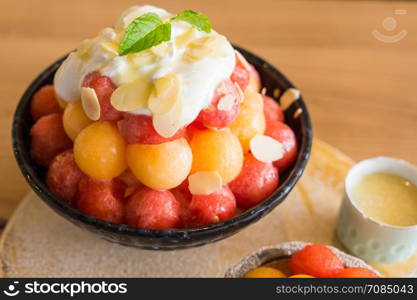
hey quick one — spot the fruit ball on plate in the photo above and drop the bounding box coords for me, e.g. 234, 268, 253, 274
29, 5, 298, 229
244, 244, 379, 278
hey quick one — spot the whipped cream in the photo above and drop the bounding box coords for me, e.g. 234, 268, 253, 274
54, 5, 236, 130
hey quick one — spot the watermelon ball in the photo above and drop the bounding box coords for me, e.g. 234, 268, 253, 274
125, 187, 181, 230
196, 79, 242, 129
263, 95, 284, 125
30, 85, 62, 121
230, 53, 250, 91
82, 71, 122, 121
171, 179, 192, 227
76, 177, 126, 224
30, 113, 73, 167
117, 169, 142, 189
185, 120, 206, 141
289, 244, 344, 278
229, 153, 279, 208
265, 121, 297, 171
186, 185, 236, 227
46, 150, 84, 205
334, 267, 379, 278
118, 114, 186, 144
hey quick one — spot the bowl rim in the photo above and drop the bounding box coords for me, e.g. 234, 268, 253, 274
12, 45, 313, 240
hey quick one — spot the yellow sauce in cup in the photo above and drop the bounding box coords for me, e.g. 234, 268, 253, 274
351, 172, 417, 227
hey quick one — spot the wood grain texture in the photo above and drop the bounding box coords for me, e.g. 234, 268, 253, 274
0, 0, 416, 219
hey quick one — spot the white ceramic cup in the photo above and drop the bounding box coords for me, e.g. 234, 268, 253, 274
337, 157, 417, 264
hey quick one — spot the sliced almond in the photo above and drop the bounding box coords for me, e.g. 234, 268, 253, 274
99, 41, 118, 56
130, 49, 157, 66
152, 96, 183, 138
293, 107, 303, 119
148, 74, 181, 115
151, 42, 173, 57
110, 78, 152, 111
77, 39, 93, 57
234, 82, 244, 102
100, 27, 117, 41
235, 50, 251, 72
280, 88, 300, 110
217, 94, 235, 111
261, 87, 267, 96
184, 35, 228, 62
273, 88, 280, 99
81, 87, 101, 121
175, 28, 197, 48
250, 134, 284, 163
188, 171, 223, 195
216, 80, 229, 95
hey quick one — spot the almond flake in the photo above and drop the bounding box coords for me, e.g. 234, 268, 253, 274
175, 28, 197, 48
184, 35, 228, 62
100, 27, 117, 41
100, 41, 118, 56
273, 88, 280, 99
130, 50, 157, 66
188, 171, 223, 195
110, 78, 152, 111
148, 74, 181, 115
235, 50, 251, 72
293, 107, 303, 119
247, 67, 261, 92
234, 82, 244, 102
280, 88, 300, 110
216, 81, 229, 95
77, 39, 93, 57
217, 94, 235, 111
152, 97, 183, 138
250, 134, 284, 163
151, 42, 173, 57
81, 87, 101, 121
261, 87, 267, 96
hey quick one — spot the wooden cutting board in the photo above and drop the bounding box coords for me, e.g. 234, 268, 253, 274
1, 139, 416, 277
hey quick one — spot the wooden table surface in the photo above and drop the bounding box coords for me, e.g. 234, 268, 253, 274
0, 0, 416, 220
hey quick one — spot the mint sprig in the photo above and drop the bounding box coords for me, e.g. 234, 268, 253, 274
118, 13, 171, 56
118, 10, 212, 56
171, 10, 212, 33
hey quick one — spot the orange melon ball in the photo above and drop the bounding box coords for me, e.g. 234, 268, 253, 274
289, 274, 315, 278
230, 90, 265, 152
190, 129, 243, 183
126, 138, 192, 190
244, 267, 286, 278
74, 121, 127, 179
63, 101, 93, 140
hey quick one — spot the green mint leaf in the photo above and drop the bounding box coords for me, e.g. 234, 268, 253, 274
119, 13, 171, 56
172, 10, 212, 33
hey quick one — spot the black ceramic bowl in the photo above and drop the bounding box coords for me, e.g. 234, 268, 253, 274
12, 46, 312, 250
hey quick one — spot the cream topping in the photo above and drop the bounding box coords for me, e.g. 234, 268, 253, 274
54, 5, 236, 136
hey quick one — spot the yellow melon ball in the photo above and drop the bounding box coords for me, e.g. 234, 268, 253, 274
289, 274, 315, 278
190, 128, 243, 183
74, 121, 127, 179
126, 138, 192, 190
244, 267, 286, 278
63, 101, 93, 140
230, 90, 265, 152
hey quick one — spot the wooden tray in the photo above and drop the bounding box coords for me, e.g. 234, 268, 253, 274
1, 139, 416, 277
